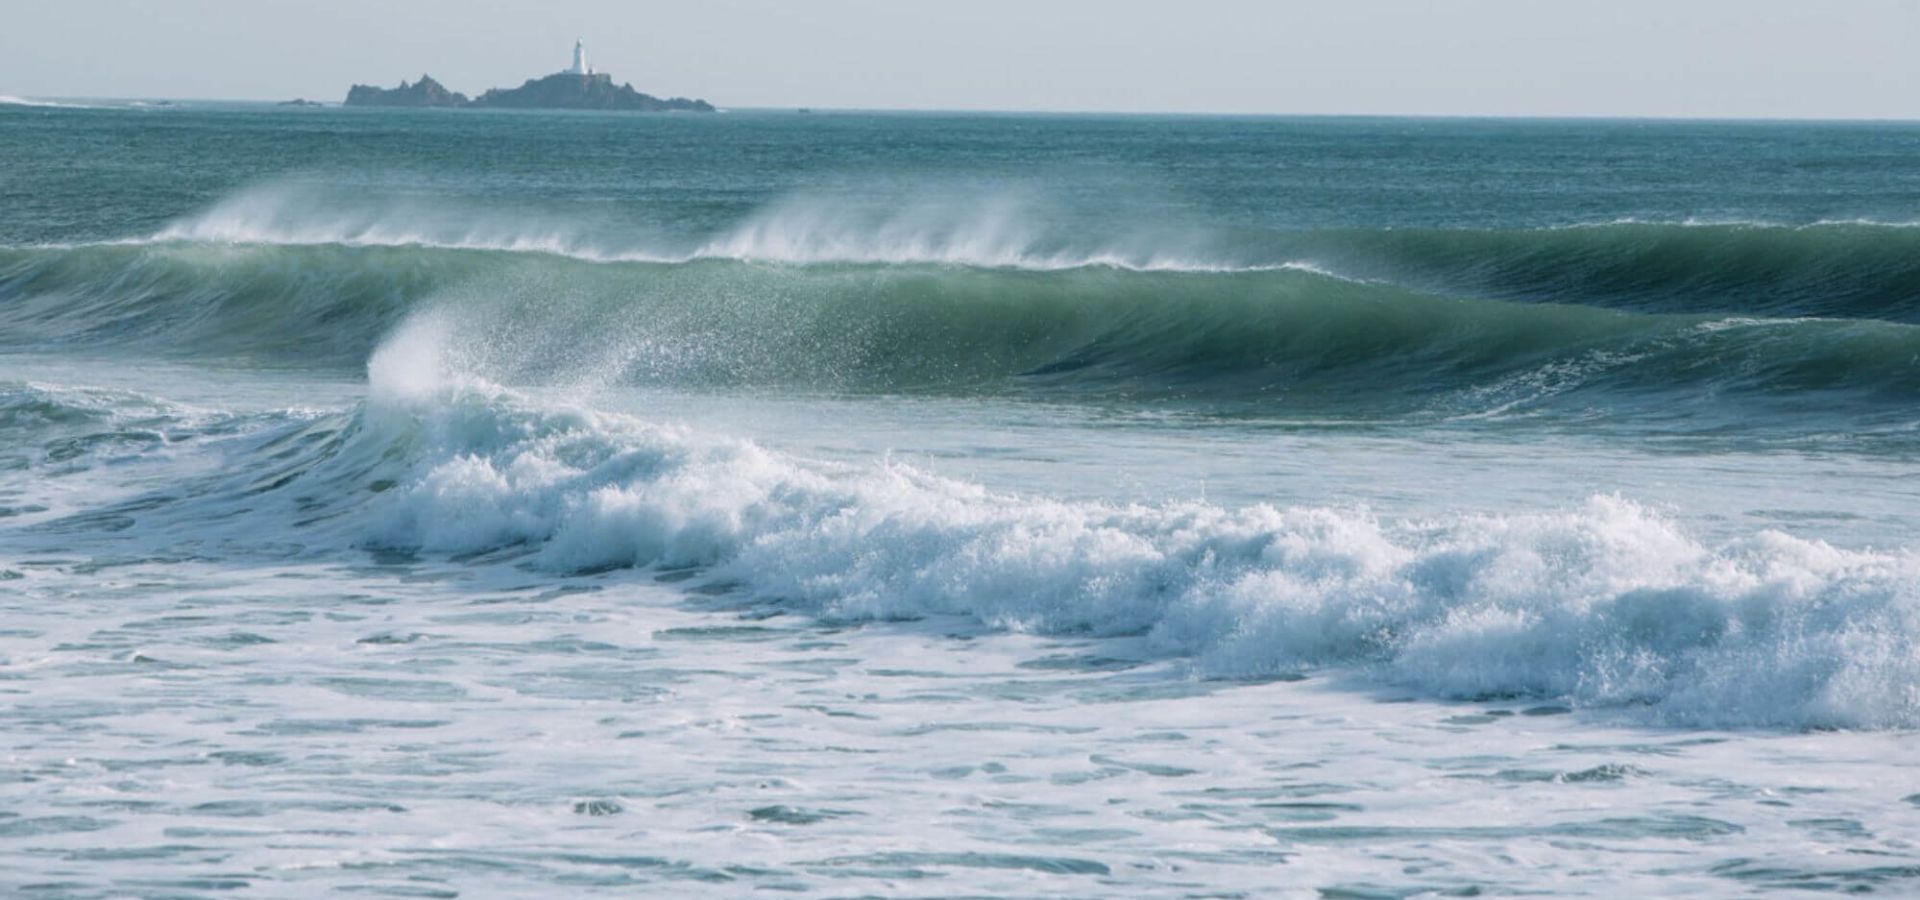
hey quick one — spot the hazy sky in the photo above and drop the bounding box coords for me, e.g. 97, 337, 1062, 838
2, 0, 1915, 118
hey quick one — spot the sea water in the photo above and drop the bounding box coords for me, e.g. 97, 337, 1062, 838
3, 101, 1920, 897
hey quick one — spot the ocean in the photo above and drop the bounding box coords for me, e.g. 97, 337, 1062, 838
3, 99, 1919, 897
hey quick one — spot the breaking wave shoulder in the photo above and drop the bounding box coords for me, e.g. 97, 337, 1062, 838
291, 339, 1920, 730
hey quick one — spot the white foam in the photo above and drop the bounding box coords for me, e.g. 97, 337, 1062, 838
1562, 216, 1920, 231
352, 337, 1920, 730
0, 95, 100, 109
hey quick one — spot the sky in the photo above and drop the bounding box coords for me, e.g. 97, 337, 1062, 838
1, 0, 1916, 118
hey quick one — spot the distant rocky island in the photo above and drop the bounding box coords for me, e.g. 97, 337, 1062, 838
345, 75, 467, 108
343, 41, 714, 113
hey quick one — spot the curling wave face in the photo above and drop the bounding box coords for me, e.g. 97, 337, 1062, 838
4, 203, 1920, 437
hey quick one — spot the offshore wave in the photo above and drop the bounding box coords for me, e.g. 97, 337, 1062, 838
1302, 221, 1920, 322
135, 184, 1920, 296
21, 362, 1918, 731
3, 239, 1919, 432
4, 185, 1919, 434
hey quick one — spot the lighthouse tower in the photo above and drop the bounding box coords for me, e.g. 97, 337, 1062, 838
570, 39, 590, 76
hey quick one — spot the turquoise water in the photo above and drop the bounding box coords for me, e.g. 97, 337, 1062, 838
3, 100, 1920, 897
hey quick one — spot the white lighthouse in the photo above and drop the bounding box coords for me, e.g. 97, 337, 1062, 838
570, 39, 590, 75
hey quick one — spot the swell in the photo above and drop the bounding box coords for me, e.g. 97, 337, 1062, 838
4, 239, 1919, 431
1295, 222, 1920, 323
141, 185, 1920, 321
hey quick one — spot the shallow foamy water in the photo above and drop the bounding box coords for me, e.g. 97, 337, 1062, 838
7, 550, 1919, 898
4, 355, 1919, 896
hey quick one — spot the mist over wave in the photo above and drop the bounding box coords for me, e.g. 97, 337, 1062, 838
5, 223, 1918, 435
0, 183, 1914, 455
152, 183, 1239, 271
133, 183, 1920, 319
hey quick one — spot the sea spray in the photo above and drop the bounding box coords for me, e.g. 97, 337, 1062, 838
134, 183, 1920, 322
14, 111, 1920, 893
7, 240, 1920, 439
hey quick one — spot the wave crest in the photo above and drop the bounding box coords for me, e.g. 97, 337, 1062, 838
150, 184, 1241, 271
6, 237, 1919, 434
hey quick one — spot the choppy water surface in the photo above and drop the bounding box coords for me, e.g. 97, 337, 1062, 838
3, 102, 1920, 897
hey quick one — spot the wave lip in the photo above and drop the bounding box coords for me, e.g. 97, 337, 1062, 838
115, 185, 1920, 333
148, 186, 681, 265
7, 184, 1920, 439
6, 238, 1920, 436
684, 194, 1248, 271
141, 183, 1269, 271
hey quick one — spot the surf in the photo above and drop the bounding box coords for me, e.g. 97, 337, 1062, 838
17, 346, 1918, 731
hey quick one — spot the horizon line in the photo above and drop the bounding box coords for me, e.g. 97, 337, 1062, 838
6, 93, 1918, 125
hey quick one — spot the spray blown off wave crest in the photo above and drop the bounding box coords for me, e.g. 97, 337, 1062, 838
130, 184, 1920, 308
5, 238, 1918, 434
150, 184, 1236, 270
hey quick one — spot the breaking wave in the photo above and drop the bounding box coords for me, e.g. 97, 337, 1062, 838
147, 184, 1240, 270
31, 344, 1915, 730
3, 242, 1917, 434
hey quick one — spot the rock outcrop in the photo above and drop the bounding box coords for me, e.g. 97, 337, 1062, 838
342, 70, 713, 112
469, 72, 715, 112
343, 75, 469, 108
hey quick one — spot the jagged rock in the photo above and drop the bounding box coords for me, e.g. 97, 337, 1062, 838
469, 72, 714, 112
343, 74, 469, 108
278, 99, 326, 108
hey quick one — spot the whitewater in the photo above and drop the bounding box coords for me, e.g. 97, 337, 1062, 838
4, 104, 1920, 898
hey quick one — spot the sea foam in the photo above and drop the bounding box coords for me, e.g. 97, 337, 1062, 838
344, 318, 1920, 730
